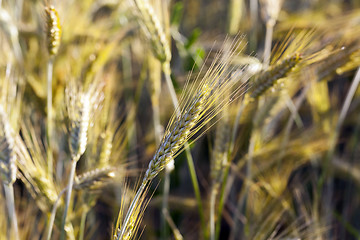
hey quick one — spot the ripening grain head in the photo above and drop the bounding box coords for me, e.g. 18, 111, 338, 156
45, 5, 62, 56
143, 36, 254, 183
66, 82, 104, 161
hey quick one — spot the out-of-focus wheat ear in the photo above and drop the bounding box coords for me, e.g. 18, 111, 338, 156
45, 5, 61, 56
66, 82, 104, 162
133, 0, 171, 64
99, 130, 114, 167
61, 83, 104, 240
69, 93, 91, 161
74, 167, 116, 191
0, 105, 16, 185
250, 53, 302, 98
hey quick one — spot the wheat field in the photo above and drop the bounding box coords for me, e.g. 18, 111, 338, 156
0, 0, 360, 239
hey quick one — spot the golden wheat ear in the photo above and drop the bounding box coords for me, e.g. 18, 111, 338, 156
131, 0, 171, 63
65, 82, 104, 162
44, 5, 62, 56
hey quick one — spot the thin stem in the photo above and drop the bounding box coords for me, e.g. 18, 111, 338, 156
4, 184, 19, 240
209, 186, 218, 240
46, 188, 67, 240
263, 21, 274, 67
79, 209, 88, 240
60, 160, 77, 240
47, 58, 54, 177
162, 167, 171, 239
162, 208, 183, 240
16, 0, 23, 22
319, 67, 360, 238
227, 0, 243, 35
163, 70, 206, 235
249, 0, 258, 52
215, 165, 230, 239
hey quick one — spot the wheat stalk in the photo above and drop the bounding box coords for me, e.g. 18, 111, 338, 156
44, 5, 61, 176
61, 82, 104, 240
116, 36, 253, 240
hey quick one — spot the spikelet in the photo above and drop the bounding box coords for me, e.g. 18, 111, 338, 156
0, 105, 16, 185
74, 167, 116, 191
133, 0, 171, 63
143, 36, 252, 183
66, 82, 104, 161
45, 5, 61, 56
250, 53, 302, 98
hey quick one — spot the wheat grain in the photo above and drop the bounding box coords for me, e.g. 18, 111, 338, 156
66, 83, 104, 161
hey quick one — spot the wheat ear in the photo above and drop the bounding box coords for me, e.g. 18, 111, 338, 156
250, 53, 302, 98
60, 83, 103, 240
45, 5, 61, 56
133, 0, 171, 64
117, 36, 254, 240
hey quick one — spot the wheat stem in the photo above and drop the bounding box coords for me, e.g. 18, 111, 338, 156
46, 188, 66, 240
162, 208, 183, 240
249, 0, 258, 51
263, 21, 274, 67
209, 186, 218, 240
4, 184, 19, 240
161, 167, 171, 239
79, 209, 88, 240
47, 58, 54, 177
60, 159, 77, 240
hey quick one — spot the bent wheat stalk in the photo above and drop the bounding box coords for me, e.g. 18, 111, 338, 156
115, 36, 254, 240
